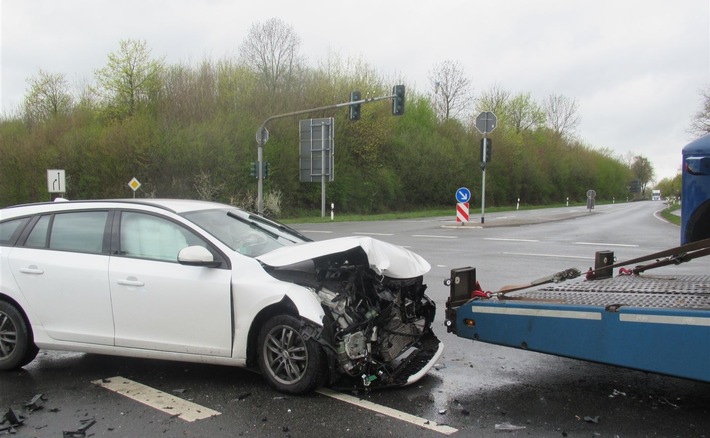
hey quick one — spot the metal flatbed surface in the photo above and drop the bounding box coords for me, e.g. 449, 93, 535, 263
506, 274, 710, 309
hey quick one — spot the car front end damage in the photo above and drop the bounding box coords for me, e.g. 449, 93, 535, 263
258, 236, 443, 390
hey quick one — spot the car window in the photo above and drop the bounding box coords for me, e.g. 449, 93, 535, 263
49, 211, 108, 254
0, 217, 30, 246
25, 215, 51, 248
120, 211, 205, 262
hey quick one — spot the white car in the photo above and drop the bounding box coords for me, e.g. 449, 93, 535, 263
0, 199, 442, 394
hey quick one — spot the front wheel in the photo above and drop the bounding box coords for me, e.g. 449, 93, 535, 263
256, 315, 325, 394
0, 301, 38, 370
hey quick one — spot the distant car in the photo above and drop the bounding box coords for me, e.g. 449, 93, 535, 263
0, 199, 442, 394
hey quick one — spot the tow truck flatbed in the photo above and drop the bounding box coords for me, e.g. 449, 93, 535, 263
447, 271, 710, 382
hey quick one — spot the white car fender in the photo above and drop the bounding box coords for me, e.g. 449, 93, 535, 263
281, 282, 325, 325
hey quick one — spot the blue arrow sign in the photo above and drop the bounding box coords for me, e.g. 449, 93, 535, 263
456, 187, 471, 203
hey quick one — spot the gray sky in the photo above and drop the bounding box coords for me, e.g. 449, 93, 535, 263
2, 0, 708, 182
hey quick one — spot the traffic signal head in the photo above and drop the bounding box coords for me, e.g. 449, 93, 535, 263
250, 161, 257, 178
481, 138, 492, 163
392, 85, 405, 116
349, 91, 361, 121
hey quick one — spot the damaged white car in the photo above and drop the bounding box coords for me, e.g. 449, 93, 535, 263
0, 199, 443, 394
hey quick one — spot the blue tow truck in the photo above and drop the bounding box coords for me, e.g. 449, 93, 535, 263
445, 135, 710, 382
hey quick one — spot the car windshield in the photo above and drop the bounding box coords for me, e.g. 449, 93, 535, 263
182, 208, 308, 257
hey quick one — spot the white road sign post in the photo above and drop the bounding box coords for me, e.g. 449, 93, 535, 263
475, 112, 497, 224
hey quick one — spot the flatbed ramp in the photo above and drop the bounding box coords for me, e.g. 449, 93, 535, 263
508, 274, 710, 309
449, 273, 710, 383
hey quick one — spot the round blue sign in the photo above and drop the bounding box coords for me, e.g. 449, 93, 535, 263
456, 187, 471, 203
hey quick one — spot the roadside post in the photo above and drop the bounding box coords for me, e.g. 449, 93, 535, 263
475, 112, 497, 224
455, 187, 471, 224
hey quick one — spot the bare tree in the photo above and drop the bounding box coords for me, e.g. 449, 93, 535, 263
543, 94, 580, 139
24, 69, 73, 125
239, 18, 303, 92
428, 60, 472, 121
689, 85, 710, 136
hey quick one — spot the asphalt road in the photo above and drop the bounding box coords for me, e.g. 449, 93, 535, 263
2, 201, 708, 437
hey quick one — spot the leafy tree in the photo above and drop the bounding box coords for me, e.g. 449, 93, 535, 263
629, 155, 655, 196
94, 39, 164, 119
428, 60, 472, 122
23, 70, 73, 126
507, 92, 545, 133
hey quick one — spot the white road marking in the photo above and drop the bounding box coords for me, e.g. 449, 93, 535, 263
299, 230, 333, 234
352, 232, 394, 236
504, 252, 594, 260
92, 376, 220, 422
412, 234, 458, 239
574, 241, 638, 247
484, 238, 539, 242
317, 388, 458, 435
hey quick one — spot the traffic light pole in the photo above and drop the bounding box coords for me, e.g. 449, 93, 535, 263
254, 93, 396, 214
481, 134, 487, 224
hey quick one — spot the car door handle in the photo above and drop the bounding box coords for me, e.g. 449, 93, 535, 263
117, 277, 145, 287
20, 265, 44, 275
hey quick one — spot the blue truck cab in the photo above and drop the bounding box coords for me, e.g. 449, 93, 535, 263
682, 133, 710, 244
445, 135, 710, 382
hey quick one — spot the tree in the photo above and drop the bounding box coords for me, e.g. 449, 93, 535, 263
507, 92, 545, 133
689, 85, 710, 136
629, 155, 655, 196
428, 60, 472, 122
23, 70, 73, 125
475, 84, 510, 116
544, 94, 579, 139
94, 39, 164, 119
239, 18, 303, 92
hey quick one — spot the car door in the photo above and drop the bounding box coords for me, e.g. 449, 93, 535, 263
7, 210, 115, 345
108, 210, 233, 357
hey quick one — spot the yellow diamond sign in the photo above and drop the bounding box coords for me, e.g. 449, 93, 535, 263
128, 177, 141, 192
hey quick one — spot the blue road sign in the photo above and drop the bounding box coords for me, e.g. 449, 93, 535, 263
456, 187, 471, 203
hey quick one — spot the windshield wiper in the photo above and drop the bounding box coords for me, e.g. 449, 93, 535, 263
227, 211, 280, 240
247, 213, 312, 243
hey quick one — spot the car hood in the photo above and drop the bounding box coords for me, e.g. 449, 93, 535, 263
256, 236, 430, 279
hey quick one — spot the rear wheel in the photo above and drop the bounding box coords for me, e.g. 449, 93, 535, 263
0, 301, 37, 370
257, 315, 325, 394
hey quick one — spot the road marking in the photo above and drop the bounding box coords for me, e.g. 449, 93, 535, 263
92, 376, 220, 422
317, 388, 458, 435
299, 230, 333, 234
353, 232, 394, 236
504, 252, 594, 260
484, 237, 539, 242
412, 234, 458, 239
574, 241, 638, 247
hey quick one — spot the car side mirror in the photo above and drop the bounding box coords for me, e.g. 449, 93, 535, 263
178, 245, 221, 268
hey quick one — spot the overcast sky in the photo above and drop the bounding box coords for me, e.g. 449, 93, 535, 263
2, 0, 708, 182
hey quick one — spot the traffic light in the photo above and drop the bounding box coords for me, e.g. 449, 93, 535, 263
250, 161, 258, 178
392, 85, 405, 116
349, 91, 361, 121
263, 162, 270, 179
481, 138, 492, 163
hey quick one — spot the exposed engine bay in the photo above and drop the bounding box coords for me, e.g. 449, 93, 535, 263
263, 244, 441, 389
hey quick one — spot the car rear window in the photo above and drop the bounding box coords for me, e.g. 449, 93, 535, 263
0, 217, 30, 246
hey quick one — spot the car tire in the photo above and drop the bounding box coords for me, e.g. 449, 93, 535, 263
0, 301, 37, 370
257, 314, 325, 395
